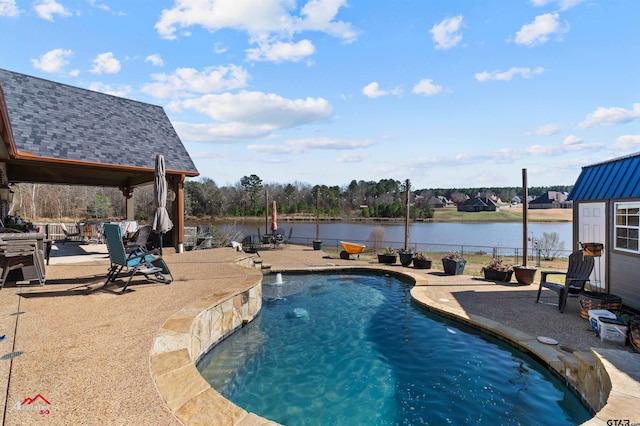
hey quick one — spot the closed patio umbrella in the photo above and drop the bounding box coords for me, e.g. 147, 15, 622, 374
152, 154, 173, 251
271, 200, 277, 233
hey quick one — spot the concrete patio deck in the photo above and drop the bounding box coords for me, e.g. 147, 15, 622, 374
0, 242, 638, 424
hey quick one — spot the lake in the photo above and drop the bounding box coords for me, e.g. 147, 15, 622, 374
212, 221, 573, 256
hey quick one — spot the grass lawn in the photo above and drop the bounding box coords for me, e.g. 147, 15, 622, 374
430, 205, 572, 223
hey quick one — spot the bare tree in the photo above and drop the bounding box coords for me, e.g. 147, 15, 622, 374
369, 226, 386, 251
538, 231, 566, 260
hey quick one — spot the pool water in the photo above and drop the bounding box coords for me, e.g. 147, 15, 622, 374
198, 272, 591, 425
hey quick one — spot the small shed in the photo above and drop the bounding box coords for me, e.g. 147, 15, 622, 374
569, 152, 640, 310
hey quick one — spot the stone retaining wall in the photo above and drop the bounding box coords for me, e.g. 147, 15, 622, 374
150, 262, 272, 425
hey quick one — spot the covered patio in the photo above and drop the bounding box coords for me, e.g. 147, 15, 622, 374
0, 68, 199, 251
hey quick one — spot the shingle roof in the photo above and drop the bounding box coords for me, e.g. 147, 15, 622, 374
0, 68, 198, 174
569, 152, 640, 201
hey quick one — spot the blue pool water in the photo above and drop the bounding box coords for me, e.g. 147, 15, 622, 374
198, 272, 591, 425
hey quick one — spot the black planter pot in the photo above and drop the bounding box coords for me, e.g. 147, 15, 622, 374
377, 254, 397, 264
312, 240, 323, 250
412, 258, 432, 269
399, 252, 414, 267
442, 258, 466, 275
483, 268, 513, 282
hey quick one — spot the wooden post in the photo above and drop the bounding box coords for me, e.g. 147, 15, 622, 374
405, 179, 410, 251
315, 189, 320, 241
522, 169, 528, 266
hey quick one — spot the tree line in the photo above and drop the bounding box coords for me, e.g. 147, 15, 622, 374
8, 177, 573, 222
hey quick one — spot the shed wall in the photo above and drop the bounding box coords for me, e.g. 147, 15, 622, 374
609, 251, 640, 311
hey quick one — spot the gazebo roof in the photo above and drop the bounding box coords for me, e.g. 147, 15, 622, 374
0, 68, 198, 188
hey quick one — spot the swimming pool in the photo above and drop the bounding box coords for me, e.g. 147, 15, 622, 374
198, 271, 591, 425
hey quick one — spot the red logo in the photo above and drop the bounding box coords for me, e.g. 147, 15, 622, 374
10, 394, 51, 415
21, 394, 50, 406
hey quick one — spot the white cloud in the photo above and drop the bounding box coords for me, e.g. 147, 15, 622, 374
145, 54, 164, 67
562, 134, 582, 145
362, 82, 385, 98
213, 42, 228, 54
430, 15, 463, 50
612, 135, 640, 152
298, 0, 358, 42
182, 91, 332, 126
248, 137, 374, 155
412, 79, 442, 96
394, 140, 604, 173
174, 91, 333, 142
362, 82, 401, 99
578, 103, 640, 129
475, 67, 544, 82
514, 13, 568, 46
154, 0, 357, 62
86, 82, 132, 98
87, 0, 111, 12
141, 65, 250, 99
526, 123, 561, 136
34, 0, 71, 21
30, 48, 73, 73
246, 39, 315, 63
174, 121, 276, 141
336, 152, 368, 163
90, 52, 121, 74
530, 0, 585, 11
0, 0, 20, 17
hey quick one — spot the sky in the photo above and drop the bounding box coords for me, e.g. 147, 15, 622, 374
1, 0, 639, 190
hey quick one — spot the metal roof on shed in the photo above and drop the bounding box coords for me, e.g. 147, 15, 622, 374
569, 152, 640, 201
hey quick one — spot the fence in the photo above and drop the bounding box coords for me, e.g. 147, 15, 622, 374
288, 235, 574, 265
32, 222, 570, 263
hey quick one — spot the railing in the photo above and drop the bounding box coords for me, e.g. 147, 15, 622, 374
32, 222, 571, 263
289, 236, 574, 265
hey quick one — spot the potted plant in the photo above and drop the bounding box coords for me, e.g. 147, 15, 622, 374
398, 248, 414, 267
481, 257, 513, 282
412, 252, 432, 269
377, 247, 397, 264
442, 251, 466, 275
513, 265, 537, 285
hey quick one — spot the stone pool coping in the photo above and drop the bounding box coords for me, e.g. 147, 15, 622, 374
150, 258, 640, 425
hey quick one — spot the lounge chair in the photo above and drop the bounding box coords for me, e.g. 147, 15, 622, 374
103, 223, 172, 294
60, 222, 80, 244
536, 250, 594, 312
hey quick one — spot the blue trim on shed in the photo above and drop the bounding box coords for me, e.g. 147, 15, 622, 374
569, 152, 640, 201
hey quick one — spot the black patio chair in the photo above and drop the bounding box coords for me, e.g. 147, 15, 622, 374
536, 250, 594, 312
125, 225, 152, 254
241, 235, 260, 256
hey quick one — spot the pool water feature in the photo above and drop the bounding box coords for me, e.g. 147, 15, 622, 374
198, 272, 591, 425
